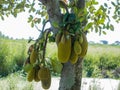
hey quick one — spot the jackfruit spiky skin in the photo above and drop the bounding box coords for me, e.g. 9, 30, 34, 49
38, 67, 51, 89
27, 68, 35, 82
41, 77, 51, 89
34, 66, 41, 82
30, 49, 38, 64
79, 35, 83, 44
69, 49, 78, 64
74, 40, 82, 55
79, 33, 88, 57
58, 33, 71, 63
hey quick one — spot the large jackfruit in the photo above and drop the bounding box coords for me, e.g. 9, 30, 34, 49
74, 40, 82, 55
38, 67, 51, 89
30, 49, 38, 64
69, 49, 78, 64
79, 33, 88, 57
58, 33, 71, 63
27, 68, 35, 82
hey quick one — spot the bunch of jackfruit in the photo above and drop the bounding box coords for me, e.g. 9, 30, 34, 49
27, 65, 51, 89
56, 31, 88, 64
55, 12, 88, 64
24, 44, 51, 89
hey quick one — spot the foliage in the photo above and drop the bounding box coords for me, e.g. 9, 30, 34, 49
0, 0, 119, 31
0, 38, 27, 77
0, 37, 120, 79
83, 44, 120, 78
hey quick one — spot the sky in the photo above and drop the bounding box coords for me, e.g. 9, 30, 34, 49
0, 1, 119, 44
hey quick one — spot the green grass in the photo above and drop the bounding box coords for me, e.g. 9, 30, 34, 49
83, 44, 120, 78
0, 72, 33, 90
0, 38, 120, 78
0, 38, 28, 77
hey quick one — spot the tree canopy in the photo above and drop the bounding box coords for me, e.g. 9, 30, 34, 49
0, 0, 119, 35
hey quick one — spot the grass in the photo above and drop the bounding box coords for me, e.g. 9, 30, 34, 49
0, 38, 28, 77
0, 38, 120, 78
0, 72, 33, 90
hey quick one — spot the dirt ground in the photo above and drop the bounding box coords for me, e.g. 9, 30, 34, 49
33, 77, 120, 90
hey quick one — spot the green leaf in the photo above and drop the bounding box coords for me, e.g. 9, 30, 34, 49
63, 13, 69, 22
51, 59, 63, 73
25, 4, 30, 8
112, 15, 117, 19
1, 16, 4, 20
104, 3, 108, 7
102, 31, 107, 35
84, 22, 93, 30
52, 21, 59, 28
111, 1, 116, 6
31, 22, 34, 27
109, 24, 114, 31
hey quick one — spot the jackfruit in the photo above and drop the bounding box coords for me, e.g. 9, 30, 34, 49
61, 34, 66, 44
51, 59, 63, 73
27, 68, 35, 82
74, 40, 82, 55
30, 49, 38, 64
79, 35, 83, 44
58, 33, 71, 63
79, 33, 88, 57
55, 32, 62, 45
69, 49, 78, 64
34, 66, 41, 82
38, 67, 51, 89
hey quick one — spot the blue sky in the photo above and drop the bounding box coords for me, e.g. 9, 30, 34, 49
0, 1, 119, 44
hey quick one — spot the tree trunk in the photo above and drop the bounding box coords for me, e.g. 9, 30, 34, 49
59, 58, 83, 90
39, 0, 85, 90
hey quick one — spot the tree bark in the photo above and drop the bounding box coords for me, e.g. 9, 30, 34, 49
39, 0, 85, 90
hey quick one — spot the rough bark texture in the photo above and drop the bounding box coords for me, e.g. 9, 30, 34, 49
71, 58, 83, 90
39, 0, 62, 33
59, 62, 75, 90
39, 0, 85, 90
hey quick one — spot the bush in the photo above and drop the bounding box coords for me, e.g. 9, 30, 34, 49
83, 44, 120, 78
0, 38, 27, 77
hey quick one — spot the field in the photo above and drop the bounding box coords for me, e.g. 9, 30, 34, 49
0, 38, 120, 90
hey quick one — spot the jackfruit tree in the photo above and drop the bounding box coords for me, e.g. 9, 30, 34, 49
0, 0, 119, 90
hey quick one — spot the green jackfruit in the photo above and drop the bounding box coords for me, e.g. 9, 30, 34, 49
30, 49, 38, 64
79, 33, 88, 57
74, 40, 82, 55
58, 33, 71, 63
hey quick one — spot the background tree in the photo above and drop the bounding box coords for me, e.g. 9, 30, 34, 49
0, 0, 119, 90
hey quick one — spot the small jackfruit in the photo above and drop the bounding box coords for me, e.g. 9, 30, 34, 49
58, 33, 71, 63
30, 49, 38, 64
74, 40, 82, 55
79, 35, 83, 44
27, 68, 35, 82
34, 66, 41, 82
69, 49, 78, 64
55, 33, 62, 45
41, 78, 51, 89
79, 33, 88, 57
38, 67, 51, 89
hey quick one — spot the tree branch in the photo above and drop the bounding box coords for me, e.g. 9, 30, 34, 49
38, 0, 62, 34
76, 0, 85, 9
